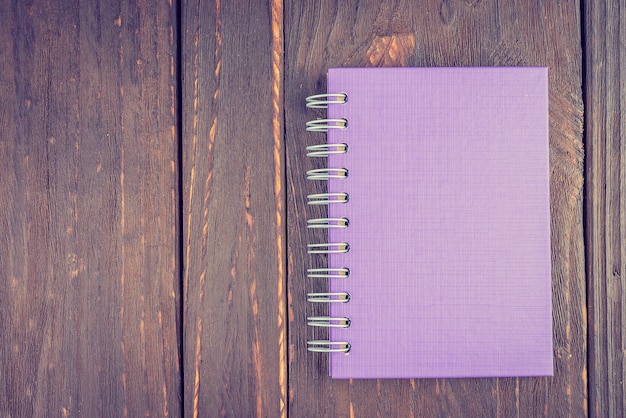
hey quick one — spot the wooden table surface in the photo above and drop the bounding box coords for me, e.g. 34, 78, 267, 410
0, 0, 621, 416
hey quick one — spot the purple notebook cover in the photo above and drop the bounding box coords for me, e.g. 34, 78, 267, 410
326, 67, 552, 379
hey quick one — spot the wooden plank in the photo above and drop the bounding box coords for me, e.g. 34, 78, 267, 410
585, 0, 626, 416
181, 0, 286, 416
0, 1, 181, 416
285, 0, 586, 416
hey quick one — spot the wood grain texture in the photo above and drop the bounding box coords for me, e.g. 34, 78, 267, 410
585, 0, 626, 416
0, 1, 180, 416
181, 0, 286, 416
285, 1, 586, 416
0, 0, 604, 415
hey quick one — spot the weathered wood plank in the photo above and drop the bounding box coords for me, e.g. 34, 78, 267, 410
0, 1, 181, 416
585, 0, 626, 416
285, 0, 586, 416
181, 0, 286, 416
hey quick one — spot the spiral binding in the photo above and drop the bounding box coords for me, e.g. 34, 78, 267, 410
307, 242, 350, 254
307, 192, 349, 205
306, 92, 351, 354
307, 340, 351, 353
306, 93, 348, 108
307, 316, 351, 328
306, 118, 348, 132
306, 143, 348, 157
307, 292, 351, 303
307, 268, 350, 278
306, 168, 349, 180
307, 218, 349, 229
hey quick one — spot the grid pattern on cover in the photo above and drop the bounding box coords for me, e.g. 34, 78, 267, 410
325, 67, 552, 379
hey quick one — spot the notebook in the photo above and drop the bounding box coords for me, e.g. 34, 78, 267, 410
305, 67, 553, 379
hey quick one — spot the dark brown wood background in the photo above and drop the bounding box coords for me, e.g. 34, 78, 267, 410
0, 0, 620, 416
